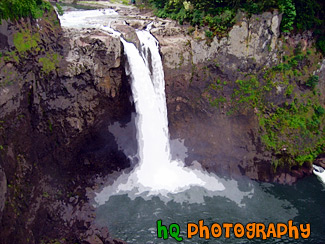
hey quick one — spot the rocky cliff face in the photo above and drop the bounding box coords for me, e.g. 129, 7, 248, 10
149, 12, 284, 181
146, 10, 323, 183
0, 10, 133, 244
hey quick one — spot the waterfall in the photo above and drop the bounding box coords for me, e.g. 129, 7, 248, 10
58, 9, 253, 206
95, 30, 225, 205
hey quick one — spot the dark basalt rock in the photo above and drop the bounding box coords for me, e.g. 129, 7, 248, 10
0, 167, 6, 223
0, 10, 135, 244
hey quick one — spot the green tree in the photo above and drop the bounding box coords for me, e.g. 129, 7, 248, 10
0, 0, 52, 22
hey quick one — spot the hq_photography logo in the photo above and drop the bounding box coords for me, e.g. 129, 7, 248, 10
156, 219, 310, 241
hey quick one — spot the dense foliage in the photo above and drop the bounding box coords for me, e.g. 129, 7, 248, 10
149, 0, 324, 53
0, 0, 52, 22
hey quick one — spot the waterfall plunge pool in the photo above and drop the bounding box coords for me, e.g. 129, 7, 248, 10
94, 176, 325, 243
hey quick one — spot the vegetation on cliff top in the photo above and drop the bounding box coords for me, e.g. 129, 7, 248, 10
0, 0, 52, 22
149, 0, 325, 53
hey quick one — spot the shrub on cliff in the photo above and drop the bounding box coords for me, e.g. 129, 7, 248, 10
205, 45, 324, 169
278, 0, 296, 32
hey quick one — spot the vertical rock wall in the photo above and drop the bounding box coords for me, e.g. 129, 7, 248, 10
0, 11, 134, 243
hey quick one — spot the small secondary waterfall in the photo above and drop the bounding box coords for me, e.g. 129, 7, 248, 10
313, 165, 325, 184
95, 29, 226, 205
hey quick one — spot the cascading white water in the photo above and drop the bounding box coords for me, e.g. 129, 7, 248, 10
94, 30, 226, 205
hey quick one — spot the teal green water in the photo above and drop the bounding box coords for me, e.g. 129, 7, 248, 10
95, 175, 325, 243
